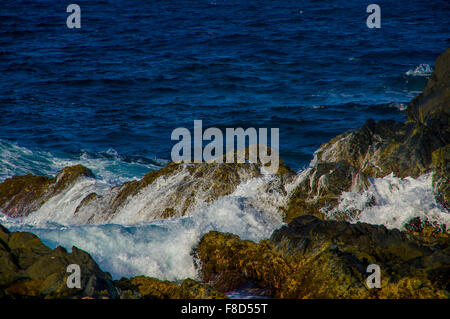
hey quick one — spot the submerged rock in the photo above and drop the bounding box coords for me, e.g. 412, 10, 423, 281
196, 216, 450, 298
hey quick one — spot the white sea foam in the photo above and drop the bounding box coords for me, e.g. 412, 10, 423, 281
405, 64, 433, 77
325, 173, 450, 230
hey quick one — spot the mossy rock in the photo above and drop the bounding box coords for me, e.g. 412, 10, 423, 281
0, 165, 94, 217
0, 224, 118, 299
116, 276, 226, 299
196, 216, 450, 298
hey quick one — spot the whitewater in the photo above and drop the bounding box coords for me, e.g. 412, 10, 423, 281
0, 139, 449, 281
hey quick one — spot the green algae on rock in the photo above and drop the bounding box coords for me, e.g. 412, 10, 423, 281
116, 276, 226, 299
196, 216, 450, 299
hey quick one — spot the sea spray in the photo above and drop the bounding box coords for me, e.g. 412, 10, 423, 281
325, 173, 450, 230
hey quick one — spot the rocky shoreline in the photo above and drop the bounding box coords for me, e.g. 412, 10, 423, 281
0, 48, 449, 299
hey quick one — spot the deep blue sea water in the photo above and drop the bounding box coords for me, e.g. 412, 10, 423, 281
1, 0, 449, 180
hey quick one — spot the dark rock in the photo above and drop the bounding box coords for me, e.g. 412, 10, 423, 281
0, 224, 118, 299
284, 161, 369, 222
286, 48, 450, 221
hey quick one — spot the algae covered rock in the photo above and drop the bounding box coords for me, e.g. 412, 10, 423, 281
0, 165, 94, 218
0, 224, 118, 299
194, 231, 290, 295
196, 216, 450, 298
432, 145, 450, 210
116, 276, 226, 299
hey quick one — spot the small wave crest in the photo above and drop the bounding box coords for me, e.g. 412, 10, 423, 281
0, 139, 165, 184
405, 64, 434, 77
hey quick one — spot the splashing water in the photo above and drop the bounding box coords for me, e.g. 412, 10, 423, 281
325, 173, 450, 230
405, 64, 434, 77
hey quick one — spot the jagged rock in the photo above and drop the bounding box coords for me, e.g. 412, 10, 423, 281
0, 224, 118, 299
116, 276, 226, 299
196, 216, 450, 298
0, 165, 94, 218
1, 147, 294, 224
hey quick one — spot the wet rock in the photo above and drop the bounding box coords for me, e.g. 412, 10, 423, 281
196, 216, 450, 298
116, 276, 226, 299
284, 161, 369, 222
0, 224, 118, 299
0, 165, 94, 218
432, 145, 450, 210
70, 149, 294, 223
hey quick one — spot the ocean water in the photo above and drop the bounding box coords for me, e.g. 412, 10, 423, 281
1, 0, 449, 172
0, 0, 449, 288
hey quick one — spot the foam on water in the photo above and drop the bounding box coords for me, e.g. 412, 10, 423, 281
325, 173, 450, 230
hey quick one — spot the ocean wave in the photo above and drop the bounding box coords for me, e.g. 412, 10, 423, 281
324, 173, 450, 230
0, 139, 164, 184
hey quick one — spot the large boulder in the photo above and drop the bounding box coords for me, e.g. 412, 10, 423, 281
195, 216, 450, 298
0, 224, 118, 299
